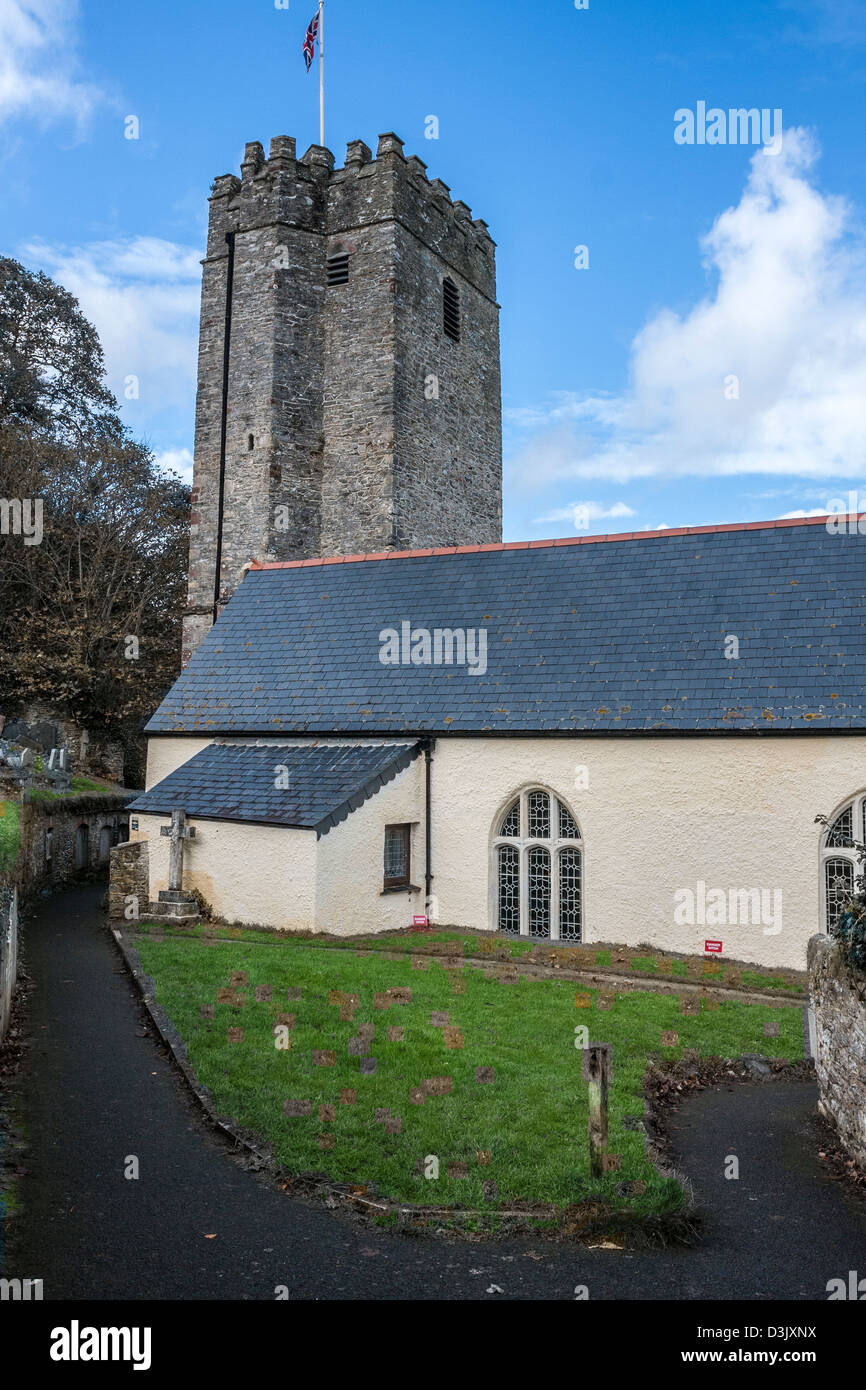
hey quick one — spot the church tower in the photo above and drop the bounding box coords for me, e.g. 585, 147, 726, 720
182, 132, 502, 663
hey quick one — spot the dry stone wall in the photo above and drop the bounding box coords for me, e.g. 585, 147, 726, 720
108, 839, 149, 921
808, 932, 866, 1168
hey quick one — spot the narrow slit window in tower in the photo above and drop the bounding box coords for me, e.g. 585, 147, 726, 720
443, 277, 461, 342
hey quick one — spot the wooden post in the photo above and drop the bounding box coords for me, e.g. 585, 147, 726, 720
583, 1042, 612, 1178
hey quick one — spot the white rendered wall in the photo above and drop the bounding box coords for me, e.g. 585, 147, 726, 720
315, 754, 425, 935
133, 812, 316, 930
145, 736, 213, 790
427, 735, 866, 971
140, 732, 864, 966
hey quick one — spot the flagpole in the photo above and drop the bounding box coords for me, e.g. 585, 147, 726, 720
318, 0, 324, 148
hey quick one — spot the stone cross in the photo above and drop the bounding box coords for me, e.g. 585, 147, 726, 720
160, 808, 196, 892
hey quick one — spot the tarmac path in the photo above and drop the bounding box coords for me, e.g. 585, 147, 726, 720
3, 886, 864, 1301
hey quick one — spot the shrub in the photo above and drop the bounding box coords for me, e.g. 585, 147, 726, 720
836, 906, 866, 974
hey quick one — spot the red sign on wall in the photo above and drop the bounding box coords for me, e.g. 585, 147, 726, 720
704, 940, 723, 954
413, 915, 428, 927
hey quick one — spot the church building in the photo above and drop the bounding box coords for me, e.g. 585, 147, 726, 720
122, 133, 866, 972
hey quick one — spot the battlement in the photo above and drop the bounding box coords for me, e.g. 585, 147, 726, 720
206, 132, 496, 291
184, 125, 502, 665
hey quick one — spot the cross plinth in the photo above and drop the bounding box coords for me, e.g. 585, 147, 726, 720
160, 808, 196, 893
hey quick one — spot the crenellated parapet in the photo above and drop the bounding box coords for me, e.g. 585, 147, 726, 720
204, 132, 497, 298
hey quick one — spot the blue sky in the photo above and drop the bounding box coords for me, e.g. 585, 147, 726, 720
3, 0, 866, 539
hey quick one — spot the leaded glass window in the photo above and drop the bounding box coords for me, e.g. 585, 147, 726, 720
820, 795, 866, 935
558, 801, 580, 840
825, 857, 854, 935
492, 788, 583, 942
825, 807, 853, 847
559, 848, 582, 942
528, 791, 550, 840
384, 824, 410, 888
497, 845, 520, 934
528, 846, 551, 938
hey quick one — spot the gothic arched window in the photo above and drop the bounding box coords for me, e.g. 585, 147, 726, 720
492, 788, 583, 941
821, 797, 865, 934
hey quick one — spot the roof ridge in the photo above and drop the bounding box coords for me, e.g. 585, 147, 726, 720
250, 514, 833, 571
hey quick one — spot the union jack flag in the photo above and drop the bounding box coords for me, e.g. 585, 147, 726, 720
303, 10, 320, 71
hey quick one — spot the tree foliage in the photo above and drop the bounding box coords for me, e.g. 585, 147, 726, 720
0, 256, 190, 778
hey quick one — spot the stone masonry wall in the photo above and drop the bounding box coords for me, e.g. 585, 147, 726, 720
808, 932, 866, 1168
21, 796, 130, 894
183, 131, 501, 663
108, 839, 149, 921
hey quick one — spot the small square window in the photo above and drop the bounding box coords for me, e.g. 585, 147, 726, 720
384, 824, 411, 888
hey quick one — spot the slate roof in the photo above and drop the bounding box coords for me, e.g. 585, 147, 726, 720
128, 741, 421, 834
146, 517, 866, 735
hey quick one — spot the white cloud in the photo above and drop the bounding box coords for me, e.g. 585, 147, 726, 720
155, 447, 194, 484
508, 128, 866, 484
22, 235, 202, 411
532, 500, 636, 527
0, 0, 103, 130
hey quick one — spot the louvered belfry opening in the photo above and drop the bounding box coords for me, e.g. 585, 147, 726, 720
327, 252, 350, 286
443, 276, 461, 341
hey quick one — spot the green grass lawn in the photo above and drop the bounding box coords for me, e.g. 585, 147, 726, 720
138, 920, 803, 994
0, 800, 21, 874
25, 776, 109, 802
135, 933, 804, 1219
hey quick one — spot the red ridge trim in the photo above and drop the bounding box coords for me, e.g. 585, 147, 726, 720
250, 514, 836, 570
